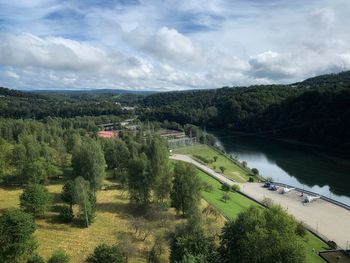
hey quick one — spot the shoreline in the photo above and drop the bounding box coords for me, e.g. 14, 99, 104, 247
209, 128, 350, 165
171, 153, 350, 249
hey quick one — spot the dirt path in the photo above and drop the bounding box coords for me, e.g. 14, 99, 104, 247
170, 154, 350, 249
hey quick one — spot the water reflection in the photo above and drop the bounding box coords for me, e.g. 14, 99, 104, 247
212, 130, 350, 206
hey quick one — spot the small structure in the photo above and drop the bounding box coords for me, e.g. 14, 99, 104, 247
97, 131, 118, 139
159, 130, 186, 139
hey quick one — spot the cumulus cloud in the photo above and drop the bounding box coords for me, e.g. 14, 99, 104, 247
125, 26, 203, 65
1, 0, 350, 90
248, 51, 298, 80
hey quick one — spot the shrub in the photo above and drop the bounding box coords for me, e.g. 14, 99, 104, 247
48, 250, 69, 263
248, 177, 254, 182
296, 222, 306, 237
232, 184, 240, 192
86, 244, 127, 263
242, 161, 247, 168
20, 184, 52, 218
193, 155, 211, 164
202, 181, 214, 192
251, 168, 259, 176
327, 240, 337, 249
262, 197, 274, 207
59, 205, 74, 223
222, 193, 230, 203
0, 209, 37, 263
219, 166, 226, 174
221, 183, 231, 192
27, 255, 45, 263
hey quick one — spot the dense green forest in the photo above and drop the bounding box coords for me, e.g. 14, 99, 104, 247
0, 87, 137, 119
141, 71, 350, 153
1, 71, 350, 152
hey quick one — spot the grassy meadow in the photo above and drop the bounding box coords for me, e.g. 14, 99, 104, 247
0, 182, 179, 262
174, 144, 250, 182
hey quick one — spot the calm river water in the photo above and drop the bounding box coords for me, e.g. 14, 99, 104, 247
212, 130, 350, 206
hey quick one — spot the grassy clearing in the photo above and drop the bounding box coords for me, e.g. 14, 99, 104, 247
197, 169, 260, 219
0, 182, 184, 263
174, 144, 249, 182
195, 168, 329, 263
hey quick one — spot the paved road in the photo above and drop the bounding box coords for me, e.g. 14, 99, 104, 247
170, 154, 350, 249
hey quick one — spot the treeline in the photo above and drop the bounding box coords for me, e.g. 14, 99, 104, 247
142, 71, 350, 152
0, 87, 133, 119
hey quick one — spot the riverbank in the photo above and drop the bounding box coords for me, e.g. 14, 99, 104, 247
210, 129, 350, 165
170, 155, 330, 263
170, 153, 350, 250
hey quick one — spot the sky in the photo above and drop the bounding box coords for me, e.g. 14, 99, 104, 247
0, 0, 350, 91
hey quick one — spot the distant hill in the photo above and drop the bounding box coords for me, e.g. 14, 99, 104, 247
142, 71, 350, 153
29, 88, 156, 95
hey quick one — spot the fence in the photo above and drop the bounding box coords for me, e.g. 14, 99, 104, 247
271, 182, 350, 212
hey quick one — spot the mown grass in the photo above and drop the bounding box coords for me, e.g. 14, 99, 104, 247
174, 144, 249, 182
0, 182, 185, 263
195, 168, 329, 263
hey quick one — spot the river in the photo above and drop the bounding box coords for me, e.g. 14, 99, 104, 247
212, 130, 350, 206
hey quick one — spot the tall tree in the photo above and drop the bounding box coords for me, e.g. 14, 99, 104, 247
72, 138, 106, 195
0, 139, 11, 183
61, 180, 76, 209
127, 153, 151, 205
147, 136, 172, 203
74, 176, 95, 227
219, 205, 306, 263
170, 218, 218, 263
0, 208, 37, 263
102, 139, 130, 173
20, 184, 52, 218
171, 162, 201, 216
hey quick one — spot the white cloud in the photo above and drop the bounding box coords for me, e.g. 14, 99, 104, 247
125, 26, 203, 65
1, 0, 350, 90
4, 71, 20, 79
249, 51, 298, 80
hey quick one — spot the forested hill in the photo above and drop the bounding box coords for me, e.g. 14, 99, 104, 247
0, 87, 132, 119
142, 71, 350, 153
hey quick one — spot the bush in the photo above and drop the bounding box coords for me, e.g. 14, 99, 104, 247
86, 244, 127, 263
295, 222, 306, 237
202, 181, 214, 192
27, 255, 45, 263
193, 155, 211, 164
48, 250, 69, 263
20, 184, 52, 218
248, 177, 254, 182
222, 192, 230, 203
262, 197, 273, 207
221, 183, 231, 192
219, 166, 226, 174
232, 184, 240, 192
59, 205, 74, 223
327, 240, 337, 249
0, 208, 37, 263
251, 168, 259, 176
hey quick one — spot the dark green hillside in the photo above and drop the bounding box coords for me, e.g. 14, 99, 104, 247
142, 71, 350, 152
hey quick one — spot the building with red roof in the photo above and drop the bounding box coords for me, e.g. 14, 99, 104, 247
97, 131, 118, 139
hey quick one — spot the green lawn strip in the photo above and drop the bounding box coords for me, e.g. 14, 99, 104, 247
174, 144, 249, 182
197, 169, 259, 219
195, 168, 329, 263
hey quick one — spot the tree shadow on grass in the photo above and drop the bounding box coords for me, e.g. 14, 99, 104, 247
96, 202, 139, 219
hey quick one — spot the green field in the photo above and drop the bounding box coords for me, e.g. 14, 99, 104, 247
0, 182, 185, 263
174, 144, 249, 182
195, 168, 329, 263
